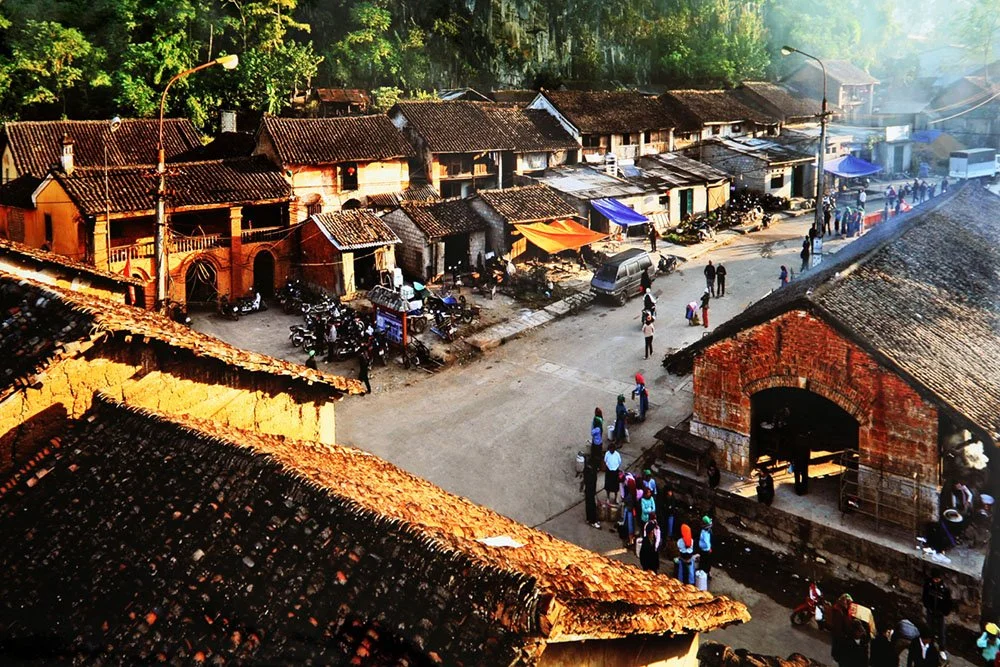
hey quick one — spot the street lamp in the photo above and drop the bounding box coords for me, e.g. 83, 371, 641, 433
781, 45, 828, 239
104, 116, 121, 267
154, 54, 239, 309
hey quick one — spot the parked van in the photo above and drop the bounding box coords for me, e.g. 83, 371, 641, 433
590, 248, 654, 305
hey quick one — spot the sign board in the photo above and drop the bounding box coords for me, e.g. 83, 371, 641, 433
885, 125, 911, 143
376, 310, 403, 345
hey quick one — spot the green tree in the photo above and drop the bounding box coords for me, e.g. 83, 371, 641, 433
953, 0, 1000, 72
9, 20, 108, 116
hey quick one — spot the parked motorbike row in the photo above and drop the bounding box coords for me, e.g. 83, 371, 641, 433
287, 299, 390, 366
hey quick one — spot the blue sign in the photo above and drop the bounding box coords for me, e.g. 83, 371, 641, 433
376, 310, 403, 345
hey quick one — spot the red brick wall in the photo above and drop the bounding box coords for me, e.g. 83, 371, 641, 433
299, 222, 342, 294
692, 310, 939, 490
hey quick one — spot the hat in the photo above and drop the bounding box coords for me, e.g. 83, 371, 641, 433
308, 350, 316, 357
643, 468, 652, 477
702, 515, 713, 526
680, 524, 693, 548
987, 622, 999, 636
617, 394, 625, 402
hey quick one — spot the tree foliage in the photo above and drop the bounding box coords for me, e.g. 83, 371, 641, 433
0, 0, 969, 124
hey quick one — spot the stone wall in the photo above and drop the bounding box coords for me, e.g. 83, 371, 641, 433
539, 634, 697, 666
383, 208, 429, 279
691, 310, 941, 519
658, 466, 984, 631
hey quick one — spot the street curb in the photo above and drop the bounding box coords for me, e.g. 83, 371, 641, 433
660, 209, 815, 263
465, 292, 595, 351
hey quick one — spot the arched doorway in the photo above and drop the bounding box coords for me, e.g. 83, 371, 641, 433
253, 251, 276, 297
185, 258, 218, 307
342, 198, 362, 210
750, 387, 859, 486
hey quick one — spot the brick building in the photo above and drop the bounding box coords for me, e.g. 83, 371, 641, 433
658, 89, 779, 150
254, 115, 415, 220
669, 185, 1000, 526
388, 101, 578, 198
469, 184, 581, 260
301, 209, 399, 295
384, 198, 488, 280
784, 59, 878, 124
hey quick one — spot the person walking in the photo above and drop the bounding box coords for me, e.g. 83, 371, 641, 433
715, 263, 727, 297
632, 373, 649, 421
640, 266, 652, 293
648, 224, 658, 252
324, 319, 338, 362
706, 459, 720, 488
581, 455, 600, 529
676, 523, 696, 585
800, 236, 811, 272
870, 625, 897, 667
941, 177, 949, 193
824, 201, 833, 235
305, 349, 318, 370
613, 394, 628, 444
779, 265, 789, 287
858, 188, 867, 211
793, 439, 810, 495
977, 623, 1000, 666
358, 349, 372, 395
757, 468, 774, 505
642, 316, 655, 359
923, 568, 953, 652
906, 627, 941, 667
603, 441, 622, 504
704, 261, 717, 296
700, 288, 710, 328
698, 515, 713, 577
912, 178, 920, 204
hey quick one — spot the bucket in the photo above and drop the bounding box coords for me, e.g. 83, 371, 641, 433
695, 570, 709, 591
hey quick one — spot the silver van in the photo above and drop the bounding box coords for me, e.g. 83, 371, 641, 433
590, 248, 654, 305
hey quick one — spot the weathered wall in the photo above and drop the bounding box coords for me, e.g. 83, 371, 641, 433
384, 208, 430, 279
539, 634, 697, 666
691, 310, 940, 517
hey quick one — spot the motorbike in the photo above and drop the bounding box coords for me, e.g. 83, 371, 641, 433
403, 337, 432, 370
656, 255, 677, 276
233, 290, 267, 316
430, 309, 458, 342
791, 583, 875, 646
217, 295, 240, 321
167, 301, 191, 326
369, 329, 390, 367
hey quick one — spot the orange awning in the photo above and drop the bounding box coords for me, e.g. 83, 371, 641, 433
513, 219, 608, 254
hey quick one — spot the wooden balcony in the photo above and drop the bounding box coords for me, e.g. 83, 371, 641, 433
439, 162, 495, 180
107, 233, 228, 264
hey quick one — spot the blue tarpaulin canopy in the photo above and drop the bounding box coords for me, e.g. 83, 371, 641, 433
591, 198, 649, 227
823, 154, 882, 178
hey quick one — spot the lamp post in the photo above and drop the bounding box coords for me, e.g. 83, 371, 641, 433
781, 45, 828, 237
154, 54, 239, 309
104, 116, 121, 266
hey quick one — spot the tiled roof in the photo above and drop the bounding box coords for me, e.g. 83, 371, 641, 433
0, 395, 746, 662
476, 184, 579, 223
736, 82, 823, 122
311, 210, 401, 250
0, 270, 363, 395
2, 118, 203, 177
315, 88, 370, 104
0, 238, 145, 286
795, 59, 878, 86
540, 90, 677, 134
698, 136, 813, 166
261, 115, 414, 165
54, 156, 290, 216
672, 185, 1000, 441
365, 184, 440, 208
636, 153, 731, 188
399, 198, 488, 239
186, 131, 257, 160
394, 101, 577, 153
0, 173, 42, 208
660, 90, 780, 126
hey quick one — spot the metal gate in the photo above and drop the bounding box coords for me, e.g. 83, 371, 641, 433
840, 450, 921, 534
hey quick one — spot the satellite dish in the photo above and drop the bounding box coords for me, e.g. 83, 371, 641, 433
109, 116, 122, 132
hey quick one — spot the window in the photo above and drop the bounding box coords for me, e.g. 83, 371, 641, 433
643, 130, 652, 143
582, 134, 603, 148
658, 193, 669, 206
306, 201, 322, 217
339, 162, 359, 190
44, 213, 53, 243
770, 172, 785, 189
621, 134, 634, 146
711, 125, 721, 135
679, 189, 694, 218
732, 124, 742, 134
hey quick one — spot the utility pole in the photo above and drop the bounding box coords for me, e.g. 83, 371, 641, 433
782, 46, 829, 236
154, 54, 239, 310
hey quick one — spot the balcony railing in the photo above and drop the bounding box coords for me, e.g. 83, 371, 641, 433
241, 226, 287, 244
172, 234, 228, 254
109, 240, 155, 264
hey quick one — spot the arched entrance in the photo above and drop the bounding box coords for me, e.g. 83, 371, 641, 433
185, 258, 218, 307
750, 387, 859, 488
342, 198, 362, 210
253, 251, 276, 297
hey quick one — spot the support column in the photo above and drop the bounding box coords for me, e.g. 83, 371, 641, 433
93, 215, 110, 270
229, 206, 243, 298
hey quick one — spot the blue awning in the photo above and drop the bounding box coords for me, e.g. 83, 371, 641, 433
911, 129, 944, 144
823, 154, 882, 178
591, 198, 649, 227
